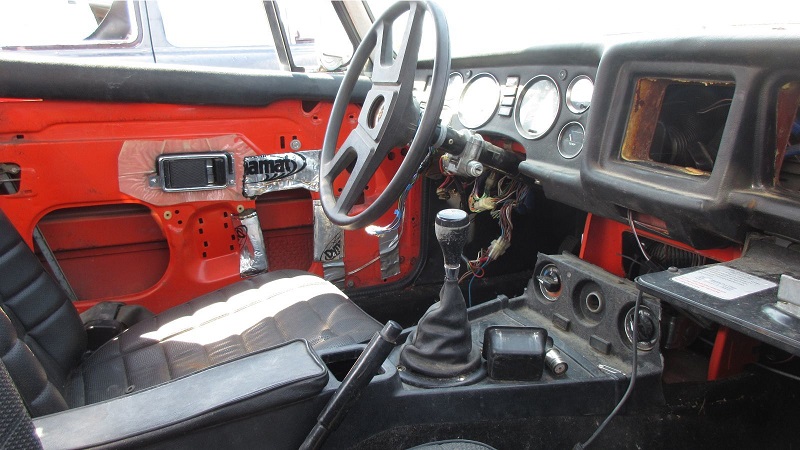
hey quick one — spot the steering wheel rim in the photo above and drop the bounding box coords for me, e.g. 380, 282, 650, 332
320, 0, 450, 230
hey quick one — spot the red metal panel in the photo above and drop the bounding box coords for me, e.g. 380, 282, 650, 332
0, 99, 424, 314
580, 214, 751, 379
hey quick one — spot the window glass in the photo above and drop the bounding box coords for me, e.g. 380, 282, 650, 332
0, 0, 136, 47
278, 1, 353, 72
159, 0, 274, 48
367, 0, 797, 59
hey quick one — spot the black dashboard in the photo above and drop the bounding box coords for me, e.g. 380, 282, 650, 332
416, 29, 800, 249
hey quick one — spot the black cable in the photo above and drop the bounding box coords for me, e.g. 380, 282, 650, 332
574, 290, 642, 450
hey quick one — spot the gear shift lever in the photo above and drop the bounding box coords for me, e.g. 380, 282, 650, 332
435, 209, 470, 281
399, 209, 481, 381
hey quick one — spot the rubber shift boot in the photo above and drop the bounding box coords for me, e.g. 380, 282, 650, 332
399, 278, 480, 377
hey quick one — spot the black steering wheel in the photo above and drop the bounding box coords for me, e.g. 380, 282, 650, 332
320, 0, 450, 230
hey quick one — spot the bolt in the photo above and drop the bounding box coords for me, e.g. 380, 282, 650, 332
559, 69, 568, 80
448, 138, 454, 145
347, 280, 355, 288
668, 266, 678, 273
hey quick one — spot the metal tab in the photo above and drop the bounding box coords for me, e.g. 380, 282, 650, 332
242, 150, 320, 197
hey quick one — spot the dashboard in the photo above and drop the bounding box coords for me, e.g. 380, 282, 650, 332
415, 31, 800, 249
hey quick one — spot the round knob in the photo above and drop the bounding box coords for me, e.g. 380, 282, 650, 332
435, 208, 469, 229
435, 209, 469, 279
624, 305, 659, 350
537, 264, 562, 300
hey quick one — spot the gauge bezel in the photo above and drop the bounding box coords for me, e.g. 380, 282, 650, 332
457, 72, 500, 129
447, 72, 464, 94
514, 75, 561, 140
557, 121, 586, 159
565, 75, 593, 114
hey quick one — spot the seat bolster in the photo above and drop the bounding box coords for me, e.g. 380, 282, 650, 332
37, 340, 328, 449
0, 309, 68, 417
67, 270, 381, 407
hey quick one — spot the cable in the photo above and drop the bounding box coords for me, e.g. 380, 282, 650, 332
753, 362, 800, 382
627, 210, 651, 262
574, 290, 642, 450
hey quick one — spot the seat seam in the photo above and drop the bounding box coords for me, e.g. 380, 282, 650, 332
159, 343, 173, 381
4, 272, 66, 331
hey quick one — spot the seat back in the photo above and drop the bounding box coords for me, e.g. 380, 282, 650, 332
0, 210, 86, 416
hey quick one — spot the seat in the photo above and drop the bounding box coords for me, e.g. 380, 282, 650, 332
0, 209, 381, 417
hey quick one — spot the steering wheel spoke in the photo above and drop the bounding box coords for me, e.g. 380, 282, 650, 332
320, 0, 450, 230
371, 2, 425, 86
323, 126, 383, 216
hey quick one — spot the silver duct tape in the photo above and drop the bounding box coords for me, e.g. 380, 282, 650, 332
236, 209, 269, 277
313, 200, 344, 262
242, 150, 320, 197
323, 260, 346, 289
378, 229, 400, 279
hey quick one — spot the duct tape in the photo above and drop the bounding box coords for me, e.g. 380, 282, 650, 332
242, 150, 320, 198
378, 228, 400, 279
313, 200, 344, 263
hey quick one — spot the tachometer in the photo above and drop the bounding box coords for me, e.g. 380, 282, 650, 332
565, 75, 593, 114
514, 75, 560, 139
458, 73, 500, 129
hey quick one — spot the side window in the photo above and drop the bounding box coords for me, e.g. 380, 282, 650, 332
278, 2, 353, 72
158, 1, 273, 48
0, 1, 138, 48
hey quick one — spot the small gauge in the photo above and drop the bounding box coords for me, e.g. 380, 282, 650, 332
458, 73, 500, 129
566, 75, 594, 114
446, 72, 465, 103
557, 121, 585, 159
514, 75, 560, 139
440, 72, 465, 126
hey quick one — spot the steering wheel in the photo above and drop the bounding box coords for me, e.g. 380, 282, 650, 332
320, 1, 450, 230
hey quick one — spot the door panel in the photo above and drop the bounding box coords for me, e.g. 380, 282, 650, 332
0, 97, 423, 314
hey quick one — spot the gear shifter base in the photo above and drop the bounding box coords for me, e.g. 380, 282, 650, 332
399, 209, 481, 380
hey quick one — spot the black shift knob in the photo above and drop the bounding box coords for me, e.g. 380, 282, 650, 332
435, 209, 469, 279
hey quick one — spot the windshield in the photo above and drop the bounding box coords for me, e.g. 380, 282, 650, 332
367, 0, 797, 58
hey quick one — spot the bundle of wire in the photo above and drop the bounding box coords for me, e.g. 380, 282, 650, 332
439, 167, 527, 306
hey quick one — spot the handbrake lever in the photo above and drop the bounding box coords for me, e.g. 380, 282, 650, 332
300, 321, 403, 450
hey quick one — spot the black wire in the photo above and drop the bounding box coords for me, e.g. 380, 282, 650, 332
574, 290, 642, 450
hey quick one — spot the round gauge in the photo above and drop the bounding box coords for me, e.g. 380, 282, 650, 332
514, 75, 560, 139
446, 72, 464, 103
566, 75, 594, 114
458, 73, 500, 129
441, 72, 465, 126
557, 121, 586, 159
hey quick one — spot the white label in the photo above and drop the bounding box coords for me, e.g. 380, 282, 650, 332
672, 266, 776, 300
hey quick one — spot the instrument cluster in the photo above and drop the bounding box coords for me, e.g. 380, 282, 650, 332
415, 67, 595, 160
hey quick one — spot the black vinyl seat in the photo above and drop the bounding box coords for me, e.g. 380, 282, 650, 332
0, 209, 381, 417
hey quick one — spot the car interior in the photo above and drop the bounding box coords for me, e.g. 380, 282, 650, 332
1, 1, 800, 449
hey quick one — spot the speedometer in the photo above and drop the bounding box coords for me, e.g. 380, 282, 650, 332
514, 75, 560, 139
458, 73, 500, 129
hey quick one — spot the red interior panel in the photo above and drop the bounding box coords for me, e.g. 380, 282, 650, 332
0, 98, 424, 314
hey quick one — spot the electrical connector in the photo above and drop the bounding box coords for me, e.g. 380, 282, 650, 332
471, 196, 497, 212
487, 238, 510, 260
